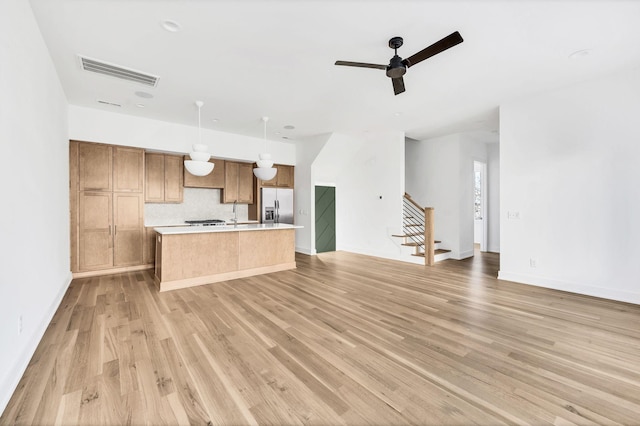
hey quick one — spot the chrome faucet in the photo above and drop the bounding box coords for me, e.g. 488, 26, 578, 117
231, 200, 238, 226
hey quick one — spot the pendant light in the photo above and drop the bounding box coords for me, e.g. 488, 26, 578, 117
253, 116, 277, 181
184, 101, 214, 176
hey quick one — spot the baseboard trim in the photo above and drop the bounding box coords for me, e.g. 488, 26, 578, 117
72, 264, 153, 279
453, 250, 474, 260
498, 271, 640, 305
0, 271, 73, 414
158, 262, 297, 292
295, 246, 315, 255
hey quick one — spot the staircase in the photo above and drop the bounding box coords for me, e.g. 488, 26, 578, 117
393, 193, 451, 265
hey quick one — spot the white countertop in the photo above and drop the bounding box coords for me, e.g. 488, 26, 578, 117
145, 220, 260, 227
154, 223, 302, 235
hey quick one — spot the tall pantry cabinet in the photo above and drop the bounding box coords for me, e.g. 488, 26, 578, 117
70, 141, 145, 275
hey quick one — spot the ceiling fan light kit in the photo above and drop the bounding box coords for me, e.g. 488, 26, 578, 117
253, 117, 278, 181
184, 101, 214, 176
335, 31, 464, 95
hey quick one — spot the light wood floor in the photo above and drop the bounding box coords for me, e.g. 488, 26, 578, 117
3, 251, 640, 425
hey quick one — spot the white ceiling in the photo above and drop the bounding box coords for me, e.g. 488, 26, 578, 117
28, 0, 640, 143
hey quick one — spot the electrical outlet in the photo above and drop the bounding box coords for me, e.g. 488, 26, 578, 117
508, 211, 521, 220
529, 258, 537, 268
19, 315, 23, 334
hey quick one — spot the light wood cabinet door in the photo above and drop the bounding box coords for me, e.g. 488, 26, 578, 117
276, 165, 294, 188
183, 156, 225, 188
145, 154, 184, 203
145, 153, 165, 202
113, 193, 143, 266
144, 227, 156, 265
164, 155, 184, 203
223, 161, 240, 203
113, 147, 144, 192
260, 164, 294, 188
237, 162, 254, 203
79, 192, 113, 270
79, 144, 112, 191
260, 168, 278, 187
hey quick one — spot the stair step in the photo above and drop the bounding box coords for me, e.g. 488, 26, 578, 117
401, 241, 441, 247
411, 249, 451, 257
404, 224, 423, 228
402, 232, 423, 237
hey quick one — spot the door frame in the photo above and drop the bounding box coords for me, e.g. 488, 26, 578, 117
474, 160, 488, 252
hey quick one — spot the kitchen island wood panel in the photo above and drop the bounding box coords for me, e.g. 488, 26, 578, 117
154, 225, 297, 292
238, 230, 294, 270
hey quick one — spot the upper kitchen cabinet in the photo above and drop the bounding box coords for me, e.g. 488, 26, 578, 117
77, 142, 144, 192
260, 164, 294, 188
223, 161, 254, 204
113, 147, 144, 192
145, 153, 183, 203
183, 156, 225, 188
78, 143, 112, 191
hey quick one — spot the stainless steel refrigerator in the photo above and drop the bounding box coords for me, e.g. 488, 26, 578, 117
261, 188, 294, 224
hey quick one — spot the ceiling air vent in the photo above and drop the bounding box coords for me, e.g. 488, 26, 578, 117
79, 55, 159, 87
97, 99, 121, 107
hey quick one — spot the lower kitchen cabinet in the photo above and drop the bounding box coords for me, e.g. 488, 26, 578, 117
144, 227, 156, 265
77, 191, 143, 272
78, 192, 113, 270
113, 193, 144, 266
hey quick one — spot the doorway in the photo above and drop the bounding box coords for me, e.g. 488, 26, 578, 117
315, 186, 336, 253
473, 161, 488, 252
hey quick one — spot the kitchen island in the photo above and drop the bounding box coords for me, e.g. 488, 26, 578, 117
153, 223, 302, 292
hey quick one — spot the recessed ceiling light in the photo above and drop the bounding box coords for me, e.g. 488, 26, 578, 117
135, 91, 153, 99
569, 49, 591, 60
276, 131, 281, 135
394, 112, 402, 117
136, 103, 145, 108
283, 125, 295, 130
161, 20, 181, 33
212, 118, 219, 123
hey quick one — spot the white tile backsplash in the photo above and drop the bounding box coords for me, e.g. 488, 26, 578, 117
144, 188, 248, 226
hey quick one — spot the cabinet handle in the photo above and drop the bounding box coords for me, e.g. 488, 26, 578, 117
114, 225, 117, 235
109, 225, 112, 235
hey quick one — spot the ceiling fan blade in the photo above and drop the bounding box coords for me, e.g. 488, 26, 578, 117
335, 60, 387, 70
392, 77, 405, 95
402, 31, 463, 68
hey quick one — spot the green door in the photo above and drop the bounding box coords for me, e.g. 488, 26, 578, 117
315, 186, 336, 253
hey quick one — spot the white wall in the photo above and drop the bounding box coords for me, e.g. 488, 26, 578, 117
335, 131, 405, 260
405, 133, 498, 259
294, 134, 330, 254
487, 143, 500, 252
499, 67, 640, 304
69, 105, 296, 165
0, 0, 70, 413
406, 134, 462, 257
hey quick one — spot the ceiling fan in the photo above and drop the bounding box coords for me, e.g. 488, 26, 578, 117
335, 31, 464, 95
